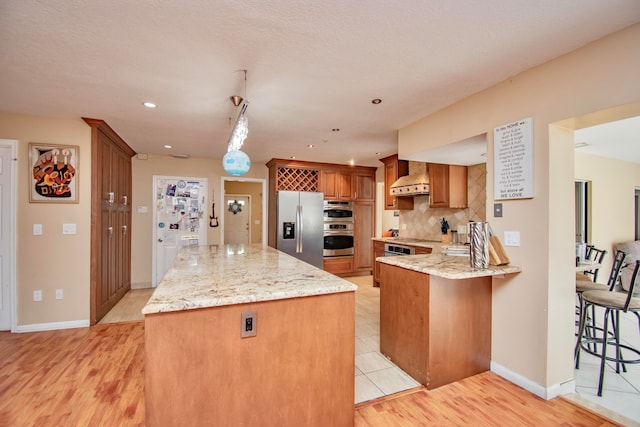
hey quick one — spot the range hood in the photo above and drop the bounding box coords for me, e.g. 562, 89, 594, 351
390, 162, 430, 196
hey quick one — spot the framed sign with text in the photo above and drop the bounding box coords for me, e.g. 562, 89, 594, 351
493, 118, 533, 200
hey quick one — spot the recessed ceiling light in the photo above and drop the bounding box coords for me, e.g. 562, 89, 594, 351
308, 144, 315, 148
371, 99, 382, 104
290, 156, 296, 159
143, 101, 157, 108
349, 159, 355, 166
574, 142, 589, 148
375, 152, 381, 155
164, 145, 172, 149
322, 139, 328, 143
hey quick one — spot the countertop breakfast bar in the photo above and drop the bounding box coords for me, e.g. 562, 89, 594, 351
377, 252, 520, 390
143, 244, 357, 427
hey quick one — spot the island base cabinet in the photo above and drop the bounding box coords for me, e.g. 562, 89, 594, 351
379, 263, 491, 390
145, 292, 355, 427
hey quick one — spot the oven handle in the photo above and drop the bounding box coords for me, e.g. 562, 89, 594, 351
323, 231, 355, 236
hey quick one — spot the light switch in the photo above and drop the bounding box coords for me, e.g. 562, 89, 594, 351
504, 231, 520, 247
137, 206, 148, 214
33, 224, 43, 235
62, 223, 77, 235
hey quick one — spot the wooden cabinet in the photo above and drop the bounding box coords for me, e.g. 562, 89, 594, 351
354, 201, 374, 274
354, 171, 375, 201
428, 163, 468, 208
379, 263, 491, 390
380, 154, 413, 210
321, 169, 353, 200
84, 118, 135, 325
373, 240, 385, 285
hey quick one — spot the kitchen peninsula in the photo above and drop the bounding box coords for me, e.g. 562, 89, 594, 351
377, 253, 520, 390
143, 244, 357, 427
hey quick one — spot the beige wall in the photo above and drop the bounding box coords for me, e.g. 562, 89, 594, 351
575, 152, 640, 277
397, 23, 640, 395
224, 180, 263, 244
0, 112, 92, 327
131, 155, 268, 287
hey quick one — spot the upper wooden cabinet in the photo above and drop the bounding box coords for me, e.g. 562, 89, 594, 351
428, 163, 468, 208
354, 171, 375, 201
321, 169, 353, 200
379, 154, 413, 210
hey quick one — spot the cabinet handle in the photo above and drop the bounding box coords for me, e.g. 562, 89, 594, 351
122, 225, 127, 236
122, 195, 128, 206
107, 192, 115, 205
107, 226, 113, 237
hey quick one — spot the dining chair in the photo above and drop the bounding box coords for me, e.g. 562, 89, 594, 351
574, 249, 626, 367
574, 258, 640, 396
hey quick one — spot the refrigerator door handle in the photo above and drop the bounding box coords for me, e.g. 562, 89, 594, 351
298, 205, 304, 253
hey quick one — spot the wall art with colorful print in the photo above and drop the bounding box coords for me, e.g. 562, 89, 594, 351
29, 143, 79, 203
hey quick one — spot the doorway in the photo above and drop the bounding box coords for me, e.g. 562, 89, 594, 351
221, 177, 267, 246
0, 140, 16, 331
152, 175, 208, 286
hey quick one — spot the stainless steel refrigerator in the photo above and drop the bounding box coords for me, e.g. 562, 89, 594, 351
276, 191, 324, 269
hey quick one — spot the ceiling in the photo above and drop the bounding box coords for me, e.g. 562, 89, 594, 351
1, 1, 639, 168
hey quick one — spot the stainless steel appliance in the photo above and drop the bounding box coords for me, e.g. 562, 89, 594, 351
323, 222, 354, 257
277, 191, 324, 268
323, 200, 354, 222
384, 243, 415, 256
323, 200, 354, 257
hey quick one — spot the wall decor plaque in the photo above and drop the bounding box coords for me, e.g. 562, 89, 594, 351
29, 143, 79, 203
493, 118, 533, 200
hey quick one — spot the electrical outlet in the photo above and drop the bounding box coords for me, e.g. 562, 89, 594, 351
33, 290, 42, 302
62, 223, 76, 235
33, 224, 43, 235
56, 289, 63, 300
241, 311, 257, 338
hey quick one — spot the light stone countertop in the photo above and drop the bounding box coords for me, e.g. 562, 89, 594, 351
372, 237, 444, 251
142, 244, 357, 315
377, 253, 521, 279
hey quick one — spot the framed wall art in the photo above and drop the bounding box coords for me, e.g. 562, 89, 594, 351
29, 143, 79, 203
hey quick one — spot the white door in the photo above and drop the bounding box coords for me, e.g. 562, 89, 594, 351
0, 141, 15, 330
224, 195, 250, 244
152, 176, 208, 286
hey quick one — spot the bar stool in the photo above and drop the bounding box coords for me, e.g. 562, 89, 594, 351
574, 250, 626, 367
574, 259, 640, 396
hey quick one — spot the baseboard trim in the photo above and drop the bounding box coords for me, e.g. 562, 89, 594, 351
491, 361, 575, 400
14, 319, 90, 333
131, 282, 153, 289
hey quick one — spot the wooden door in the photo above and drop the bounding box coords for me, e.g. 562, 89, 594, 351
428, 163, 450, 208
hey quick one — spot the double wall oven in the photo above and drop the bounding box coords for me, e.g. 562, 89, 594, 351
323, 200, 354, 257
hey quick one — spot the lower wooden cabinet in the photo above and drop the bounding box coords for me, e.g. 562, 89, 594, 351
324, 256, 354, 276
373, 241, 386, 286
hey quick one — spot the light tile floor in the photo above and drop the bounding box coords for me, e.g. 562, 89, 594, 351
346, 275, 421, 404
573, 307, 640, 424
98, 288, 154, 324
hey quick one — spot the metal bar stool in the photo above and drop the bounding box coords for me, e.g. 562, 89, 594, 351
574, 259, 640, 396
574, 250, 626, 367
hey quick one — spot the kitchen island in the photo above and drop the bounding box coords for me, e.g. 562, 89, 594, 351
377, 253, 520, 390
143, 244, 357, 427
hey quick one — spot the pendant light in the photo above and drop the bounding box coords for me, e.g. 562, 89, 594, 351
223, 70, 251, 176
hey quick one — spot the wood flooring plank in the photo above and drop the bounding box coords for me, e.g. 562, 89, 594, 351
0, 321, 622, 427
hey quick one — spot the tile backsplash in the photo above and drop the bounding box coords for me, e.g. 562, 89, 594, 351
399, 163, 486, 241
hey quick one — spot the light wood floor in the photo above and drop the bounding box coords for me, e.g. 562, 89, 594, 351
0, 319, 623, 426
